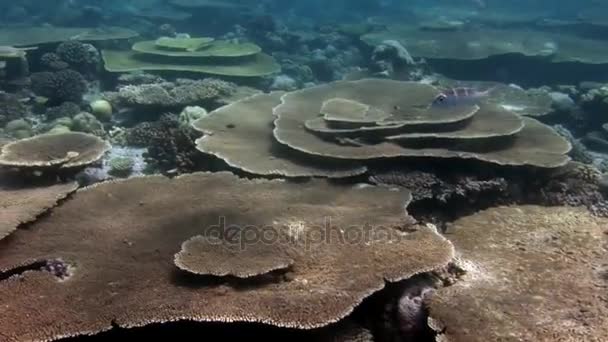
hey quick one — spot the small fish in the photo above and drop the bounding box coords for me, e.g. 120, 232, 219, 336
432, 87, 494, 107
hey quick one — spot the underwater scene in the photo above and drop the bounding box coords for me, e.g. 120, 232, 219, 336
1, 0, 608, 341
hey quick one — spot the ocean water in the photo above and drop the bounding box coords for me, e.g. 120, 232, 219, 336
1, 1, 608, 342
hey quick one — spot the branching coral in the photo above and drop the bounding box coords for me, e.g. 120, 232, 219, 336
534, 162, 608, 217
55, 41, 100, 70
369, 169, 508, 203
107, 78, 236, 108
125, 114, 204, 174
146, 113, 204, 173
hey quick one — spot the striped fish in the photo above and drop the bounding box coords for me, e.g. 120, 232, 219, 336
432, 87, 494, 107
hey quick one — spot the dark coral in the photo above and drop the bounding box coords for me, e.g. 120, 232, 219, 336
370, 169, 508, 203
55, 40, 100, 73
125, 114, 205, 173
370, 161, 608, 225
146, 113, 204, 173
125, 122, 159, 147
30, 69, 86, 104
535, 163, 608, 217
40, 52, 69, 71
45, 101, 81, 120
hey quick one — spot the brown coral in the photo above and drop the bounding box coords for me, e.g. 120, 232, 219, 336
273, 79, 571, 168
427, 205, 608, 342
192, 79, 569, 179
0, 181, 78, 241
0, 172, 453, 341
175, 234, 295, 278
193, 92, 367, 178
0, 132, 110, 170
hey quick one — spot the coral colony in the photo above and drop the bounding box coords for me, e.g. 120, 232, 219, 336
0, 0, 608, 341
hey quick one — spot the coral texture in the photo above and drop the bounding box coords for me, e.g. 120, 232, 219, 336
0, 172, 453, 341
428, 205, 608, 342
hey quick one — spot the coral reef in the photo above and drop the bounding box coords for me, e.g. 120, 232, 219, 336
2, 4, 608, 341
4, 119, 32, 139
125, 113, 204, 174
108, 156, 134, 178
0, 172, 452, 341
0, 132, 110, 171
40, 52, 69, 70
427, 205, 608, 342
89, 99, 112, 121
72, 112, 105, 136
369, 169, 508, 203
55, 40, 101, 75
45, 101, 81, 120
0, 180, 78, 241
371, 39, 417, 78
30, 69, 87, 104
105, 78, 236, 109
145, 113, 205, 173
193, 79, 570, 182
536, 162, 608, 217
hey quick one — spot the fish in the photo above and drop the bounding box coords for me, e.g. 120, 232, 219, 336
431, 87, 495, 107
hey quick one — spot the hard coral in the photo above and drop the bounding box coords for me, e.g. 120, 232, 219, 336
369, 169, 508, 203
125, 122, 160, 147
0, 181, 78, 241
146, 113, 204, 173
125, 114, 204, 174
536, 162, 608, 217
40, 52, 69, 70
428, 205, 608, 342
55, 40, 100, 72
111, 78, 236, 108
30, 69, 86, 104
0, 172, 450, 340
45, 101, 81, 120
